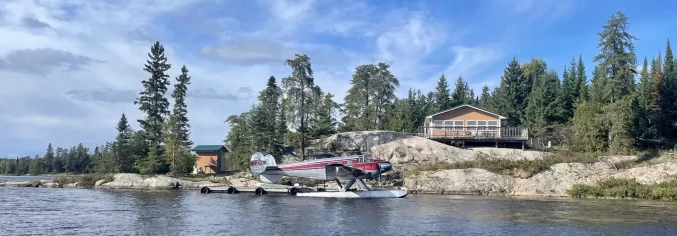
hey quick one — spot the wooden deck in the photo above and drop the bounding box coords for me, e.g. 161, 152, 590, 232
416, 126, 528, 142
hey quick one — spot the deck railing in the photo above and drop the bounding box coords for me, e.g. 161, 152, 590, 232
416, 126, 528, 140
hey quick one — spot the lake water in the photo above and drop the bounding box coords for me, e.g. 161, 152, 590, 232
2, 176, 677, 235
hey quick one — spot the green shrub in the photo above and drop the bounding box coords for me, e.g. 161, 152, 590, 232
55, 174, 114, 188
567, 178, 677, 200
407, 151, 599, 178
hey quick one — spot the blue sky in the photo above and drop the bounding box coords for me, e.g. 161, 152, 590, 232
0, 0, 675, 157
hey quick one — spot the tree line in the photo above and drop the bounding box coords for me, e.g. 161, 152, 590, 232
224, 11, 677, 171
1, 42, 196, 176
3, 11, 675, 175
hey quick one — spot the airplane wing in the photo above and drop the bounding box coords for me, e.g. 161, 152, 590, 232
325, 164, 364, 179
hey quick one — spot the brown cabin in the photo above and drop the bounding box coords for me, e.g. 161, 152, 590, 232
192, 145, 228, 174
418, 104, 527, 143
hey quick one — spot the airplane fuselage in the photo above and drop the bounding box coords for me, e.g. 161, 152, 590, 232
254, 155, 392, 180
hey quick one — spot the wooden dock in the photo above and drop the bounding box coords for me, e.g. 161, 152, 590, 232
199, 179, 316, 195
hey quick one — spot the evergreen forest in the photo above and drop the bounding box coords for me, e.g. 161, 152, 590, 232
2, 11, 676, 175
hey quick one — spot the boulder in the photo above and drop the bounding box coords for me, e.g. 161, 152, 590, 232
100, 173, 228, 189
311, 131, 412, 152
370, 136, 479, 165
406, 161, 677, 197
95, 179, 106, 187
405, 168, 516, 194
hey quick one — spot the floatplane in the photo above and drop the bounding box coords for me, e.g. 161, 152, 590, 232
249, 152, 408, 198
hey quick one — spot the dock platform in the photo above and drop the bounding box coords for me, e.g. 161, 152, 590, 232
199, 179, 317, 195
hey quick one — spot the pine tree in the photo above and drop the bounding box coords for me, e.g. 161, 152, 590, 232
282, 54, 315, 160
662, 40, 676, 139
493, 57, 524, 126
525, 70, 564, 130
224, 113, 253, 171
593, 11, 638, 104
591, 11, 639, 153
134, 41, 171, 173
162, 65, 193, 175
477, 85, 491, 110
637, 57, 652, 109
561, 58, 579, 120
572, 101, 607, 153
308, 93, 339, 139
43, 143, 54, 174
172, 65, 192, 148
372, 63, 399, 130
521, 58, 548, 123
342, 64, 378, 131
576, 54, 589, 102
114, 113, 134, 173
433, 74, 451, 111
450, 76, 471, 107
255, 76, 285, 158
634, 57, 657, 146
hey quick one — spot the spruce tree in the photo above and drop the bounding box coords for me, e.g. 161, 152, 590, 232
450, 76, 471, 107
576, 54, 589, 102
172, 65, 192, 148
593, 11, 638, 103
561, 64, 575, 119
134, 41, 171, 173
478, 85, 491, 110
525, 70, 564, 132
494, 57, 524, 126
662, 40, 676, 139
433, 74, 451, 111
114, 113, 134, 173
43, 143, 54, 174
308, 93, 339, 139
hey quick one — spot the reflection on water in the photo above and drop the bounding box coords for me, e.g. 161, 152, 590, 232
1, 185, 677, 235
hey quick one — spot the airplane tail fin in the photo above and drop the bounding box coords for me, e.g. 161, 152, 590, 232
250, 152, 282, 183
249, 152, 277, 176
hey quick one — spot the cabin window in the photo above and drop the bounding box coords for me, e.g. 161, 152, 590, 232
453, 120, 464, 130
433, 120, 443, 126
467, 120, 499, 131
443, 120, 454, 130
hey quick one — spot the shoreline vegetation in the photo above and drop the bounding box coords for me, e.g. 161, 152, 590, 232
3, 11, 677, 201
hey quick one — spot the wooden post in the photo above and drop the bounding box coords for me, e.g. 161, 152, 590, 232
522, 141, 525, 150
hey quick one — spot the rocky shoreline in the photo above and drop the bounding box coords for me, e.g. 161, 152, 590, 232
0, 173, 229, 190
4, 131, 677, 200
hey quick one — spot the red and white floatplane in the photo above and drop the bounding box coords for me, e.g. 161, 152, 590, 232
249, 152, 407, 198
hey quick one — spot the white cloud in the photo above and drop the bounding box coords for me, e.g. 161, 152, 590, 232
0, 0, 533, 156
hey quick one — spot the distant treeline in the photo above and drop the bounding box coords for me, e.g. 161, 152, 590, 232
4, 11, 676, 175
2, 42, 195, 176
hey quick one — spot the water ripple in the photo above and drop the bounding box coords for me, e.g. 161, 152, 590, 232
1, 187, 677, 235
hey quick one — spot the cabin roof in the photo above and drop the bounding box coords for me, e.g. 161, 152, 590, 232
192, 145, 229, 152
425, 104, 506, 119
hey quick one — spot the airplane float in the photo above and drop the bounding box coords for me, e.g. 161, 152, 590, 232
249, 152, 408, 198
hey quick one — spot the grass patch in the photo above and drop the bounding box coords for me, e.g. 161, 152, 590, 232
407, 151, 599, 178
612, 149, 677, 170
567, 178, 677, 200
55, 173, 114, 188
